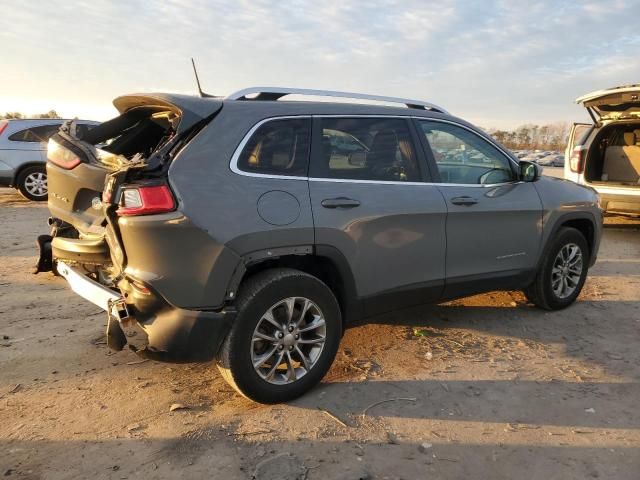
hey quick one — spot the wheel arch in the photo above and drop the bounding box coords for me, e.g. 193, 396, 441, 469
560, 217, 595, 257
231, 245, 362, 327
14, 161, 47, 185
541, 212, 598, 268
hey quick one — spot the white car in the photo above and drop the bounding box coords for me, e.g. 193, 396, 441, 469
538, 154, 564, 167
564, 85, 640, 215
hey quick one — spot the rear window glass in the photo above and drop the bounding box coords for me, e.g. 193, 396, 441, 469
9, 124, 62, 143
572, 124, 591, 148
236, 118, 311, 176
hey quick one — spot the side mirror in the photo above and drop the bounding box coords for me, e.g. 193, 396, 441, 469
348, 151, 366, 167
520, 160, 542, 182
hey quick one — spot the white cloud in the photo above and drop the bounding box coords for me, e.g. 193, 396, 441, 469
1, 0, 639, 127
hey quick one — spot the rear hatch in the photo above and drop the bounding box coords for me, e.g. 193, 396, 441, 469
576, 85, 640, 122
47, 93, 222, 235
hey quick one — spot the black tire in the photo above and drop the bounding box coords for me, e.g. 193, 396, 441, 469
16, 165, 48, 201
524, 227, 589, 310
217, 268, 342, 403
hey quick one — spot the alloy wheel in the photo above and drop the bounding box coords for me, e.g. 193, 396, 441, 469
551, 243, 583, 299
24, 172, 48, 197
251, 297, 326, 385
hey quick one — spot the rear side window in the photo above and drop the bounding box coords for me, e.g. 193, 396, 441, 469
311, 117, 420, 182
9, 124, 62, 143
571, 124, 591, 148
236, 118, 311, 176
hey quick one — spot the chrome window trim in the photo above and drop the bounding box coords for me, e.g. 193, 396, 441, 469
229, 115, 312, 180
308, 177, 522, 188
229, 115, 522, 187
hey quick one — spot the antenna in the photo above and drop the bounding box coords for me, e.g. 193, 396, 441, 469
191, 58, 214, 98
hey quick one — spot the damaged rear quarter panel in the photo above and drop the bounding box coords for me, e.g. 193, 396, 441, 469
118, 211, 240, 309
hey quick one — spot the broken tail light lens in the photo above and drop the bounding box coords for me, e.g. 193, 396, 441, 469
569, 146, 585, 173
117, 184, 175, 216
47, 138, 81, 170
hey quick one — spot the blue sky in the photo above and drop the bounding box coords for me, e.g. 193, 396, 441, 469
1, 0, 639, 128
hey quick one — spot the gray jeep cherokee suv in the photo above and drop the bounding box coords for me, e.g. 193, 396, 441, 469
37, 88, 602, 403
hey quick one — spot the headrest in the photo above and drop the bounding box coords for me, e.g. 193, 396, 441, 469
371, 129, 397, 154
624, 132, 636, 146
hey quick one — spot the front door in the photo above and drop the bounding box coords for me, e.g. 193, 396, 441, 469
415, 119, 543, 297
308, 116, 448, 316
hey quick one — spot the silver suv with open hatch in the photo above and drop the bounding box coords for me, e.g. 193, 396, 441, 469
36, 87, 602, 403
565, 84, 640, 215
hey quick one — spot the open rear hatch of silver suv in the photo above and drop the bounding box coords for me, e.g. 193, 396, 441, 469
37, 93, 222, 273
575, 86, 640, 210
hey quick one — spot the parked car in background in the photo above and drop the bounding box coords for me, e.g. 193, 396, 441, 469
0, 118, 99, 200
565, 84, 640, 215
37, 88, 602, 403
520, 152, 546, 163
538, 154, 564, 167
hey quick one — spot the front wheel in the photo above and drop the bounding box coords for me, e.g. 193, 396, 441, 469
17, 165, 48, 201
524, 227, 589, 310
217, 268, 342, 403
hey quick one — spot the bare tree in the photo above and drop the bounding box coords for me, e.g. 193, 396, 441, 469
33, 110, 61, 119
1, 112, 25, 120
487, 122, 571, 150
1, 110, 61, 120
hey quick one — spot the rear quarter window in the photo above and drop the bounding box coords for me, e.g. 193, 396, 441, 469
236, 118, 311, 176
572, 124, 592, 148
8, 124, 62, 143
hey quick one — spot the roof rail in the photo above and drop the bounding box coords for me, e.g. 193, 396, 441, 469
226, 87, 448, 114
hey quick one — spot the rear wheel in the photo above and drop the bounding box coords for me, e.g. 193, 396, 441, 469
524, 227, 589, 310
217, 268, 341, 403
17, 165, 48, 201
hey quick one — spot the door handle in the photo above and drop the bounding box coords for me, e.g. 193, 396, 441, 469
321, 197, 361, 209
450, 196, 478, 206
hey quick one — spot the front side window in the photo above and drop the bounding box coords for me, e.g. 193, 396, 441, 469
236, 118, 311, 176
311, 117, 420, 182
419, 120, 515, 185
9, 124, 62, 143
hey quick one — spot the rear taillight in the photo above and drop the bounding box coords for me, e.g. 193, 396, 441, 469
117, 185, 175, 216
0, 121, 8, 137
47, 138, 81, 169
569, 146, 585, 173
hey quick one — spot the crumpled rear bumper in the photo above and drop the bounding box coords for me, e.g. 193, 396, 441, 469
56, 261, 235, 362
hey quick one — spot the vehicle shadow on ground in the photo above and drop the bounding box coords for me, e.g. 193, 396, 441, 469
363, 300, 638, 379
293, 377, 640, 429
2, 435, 638, 479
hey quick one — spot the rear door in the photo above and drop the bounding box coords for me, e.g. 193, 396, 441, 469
415, 119, 542, 297
308, 116, 447, 316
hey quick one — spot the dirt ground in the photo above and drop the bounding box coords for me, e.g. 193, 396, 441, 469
1, 186, 639, 480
